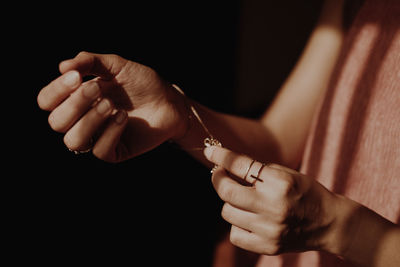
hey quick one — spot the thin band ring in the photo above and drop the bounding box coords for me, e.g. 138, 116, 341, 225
250, 163, 266, 185
68, 138, 94, 155
69, 147, 92, 154
244, 159, 256, 182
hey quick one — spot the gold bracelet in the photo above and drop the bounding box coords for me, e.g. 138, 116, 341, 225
172, 84, 222, 174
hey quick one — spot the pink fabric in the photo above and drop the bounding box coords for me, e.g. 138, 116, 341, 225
257, 0, 400, 266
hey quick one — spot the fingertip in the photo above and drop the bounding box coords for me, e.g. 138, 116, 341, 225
59, 58, 74, 74
37, 90, 48, 111
114, 110, 128, 124
59, 51, 93, 74
62, 70, 81, 88
204, 145, 217, 160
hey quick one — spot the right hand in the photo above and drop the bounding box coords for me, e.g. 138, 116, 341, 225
37, 51, 188, 162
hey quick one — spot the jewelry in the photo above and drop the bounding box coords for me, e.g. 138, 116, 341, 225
172, 84, 222, 148
244, 159, 256, 182
250, 163, 265, 185
68, 138, 94, 155
69, 147, 92, 155
172, 84, 222, 173
211, 165, 219, 174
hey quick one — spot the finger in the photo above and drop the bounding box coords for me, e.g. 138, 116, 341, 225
205, 146, 253, 179
59, 51, 127, 79
223, 203, 291, 244
92, 110, 128, 163
221, 203, 259, 232
230, 225, 281, 255
48, 80, 102, 133
212, 167, 261, 212
64, 98, 114, 151
37, 70, 81, 111
205, 146, 266, 185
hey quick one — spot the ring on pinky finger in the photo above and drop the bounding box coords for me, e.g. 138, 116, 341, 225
68, 138, 94, 154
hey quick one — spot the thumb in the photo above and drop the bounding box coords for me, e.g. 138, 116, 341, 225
59, 51, 127, 80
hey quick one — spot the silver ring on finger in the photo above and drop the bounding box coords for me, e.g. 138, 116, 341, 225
68, 138, 94, 155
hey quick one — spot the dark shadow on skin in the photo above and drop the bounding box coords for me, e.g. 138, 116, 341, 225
120, 117, 172, 159
98, 77, 134, 111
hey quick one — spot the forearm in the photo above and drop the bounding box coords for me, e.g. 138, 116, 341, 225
261, 0, 345, 168
328, 195, 400, 267
171, 0, 346, 170
173, 99, 283, 168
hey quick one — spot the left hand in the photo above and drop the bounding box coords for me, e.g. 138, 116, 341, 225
204, 146, 339, 255
37, 52, 189, 162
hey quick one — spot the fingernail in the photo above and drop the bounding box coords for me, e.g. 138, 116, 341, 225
63, 70, 80, 88
96, 99, 111, 114
114, 110, 127, 124
83, 83, 100, 99
204, 146, 216, 159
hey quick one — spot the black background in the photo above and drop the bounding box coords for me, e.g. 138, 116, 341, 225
7, 0, 322, 265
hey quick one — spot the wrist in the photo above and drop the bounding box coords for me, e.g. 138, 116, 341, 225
321, 193, 361, 257
164, 83, 191, 141
324, 193, 400, 267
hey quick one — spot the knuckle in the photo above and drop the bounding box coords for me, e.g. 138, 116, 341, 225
258, 234, 283, 255
77, 51, 91, 58
219, 185, 235, 203
107, 53, 122, 61
276, 173, 296, 196
264, 243, 281, 256
269, 223, 288, 240
233, 158, 251, 176
267, 163, 281, 169
229, 228, 252, 251
76, 51, 95, 67
221, 204, 232, 222
229, 229, 241, 246
275, 200, 292, 223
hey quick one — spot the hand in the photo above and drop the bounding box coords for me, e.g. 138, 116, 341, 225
37, 51, 187, 162
203, 146, 339, 255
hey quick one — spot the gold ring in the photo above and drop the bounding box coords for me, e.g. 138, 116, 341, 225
250, 163, 266, 185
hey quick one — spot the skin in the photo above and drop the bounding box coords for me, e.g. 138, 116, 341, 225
37, 0, 400, 266
37, 52, 187, 162
204, 146, 400, 267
